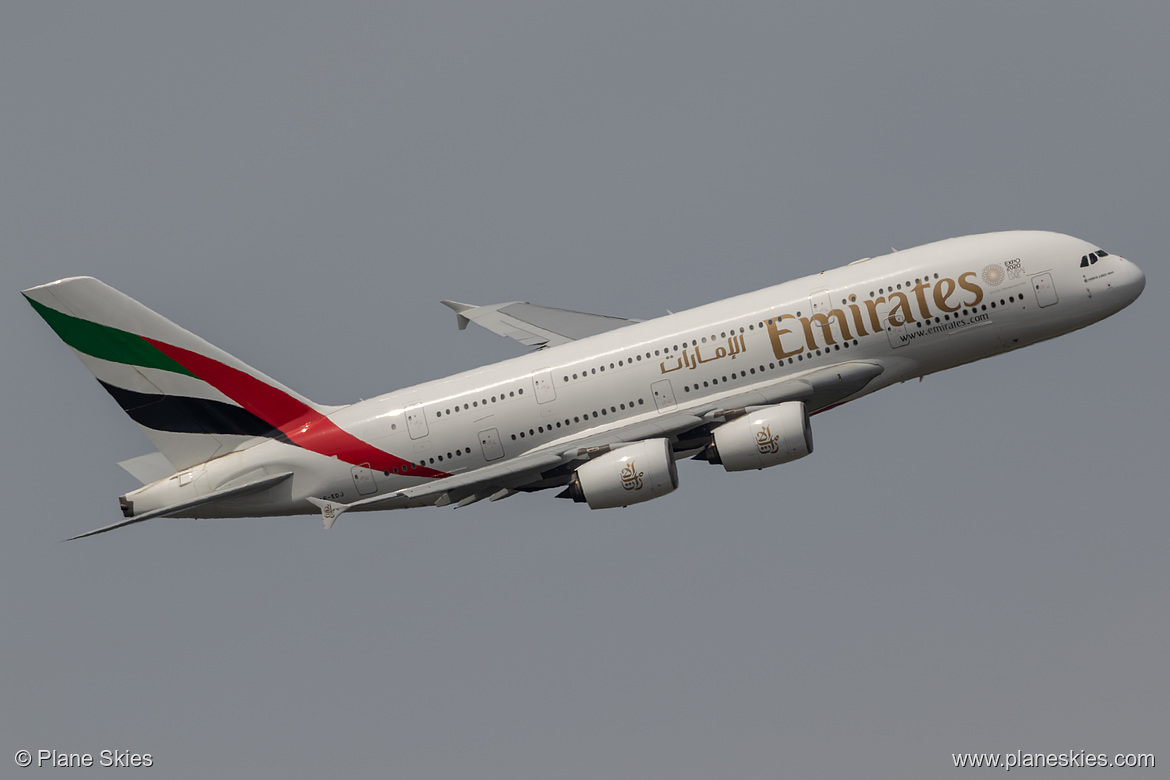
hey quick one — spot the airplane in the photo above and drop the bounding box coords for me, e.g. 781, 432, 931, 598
23, 230, 1144, 540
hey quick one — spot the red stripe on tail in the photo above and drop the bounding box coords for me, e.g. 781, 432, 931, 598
144, 338, 450, 479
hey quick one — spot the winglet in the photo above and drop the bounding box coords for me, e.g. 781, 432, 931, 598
307, 497, 348, 529
440, 300, 474, 330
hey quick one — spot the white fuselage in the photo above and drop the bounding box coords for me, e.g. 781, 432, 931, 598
137, 230, 1144, 519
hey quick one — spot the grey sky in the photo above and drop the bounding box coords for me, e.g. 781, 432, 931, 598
3, 2, 1166, 777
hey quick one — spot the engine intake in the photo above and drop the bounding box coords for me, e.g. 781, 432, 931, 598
560, 438, 679, 509
702, 401, 813, 471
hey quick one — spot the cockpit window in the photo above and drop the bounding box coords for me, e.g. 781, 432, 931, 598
1080, 250, 1108, 268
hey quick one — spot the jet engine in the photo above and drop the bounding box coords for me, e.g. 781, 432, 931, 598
559, 438, 679, 509
700, 401, 813, 471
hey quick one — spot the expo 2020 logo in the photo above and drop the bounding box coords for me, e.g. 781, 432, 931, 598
981, 264, 1005, 286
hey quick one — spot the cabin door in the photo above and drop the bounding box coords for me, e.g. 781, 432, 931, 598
351, 464, 377, 496
809, 289, 832, 316
651, 379, 677, 412
885, 315, 909, 348
1032, 273, 1059, 307
405, 403, 430, 439
532, 370, 557, 404
479, 428, 505, 461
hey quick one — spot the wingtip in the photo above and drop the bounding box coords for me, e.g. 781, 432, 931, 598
63, 526, 112, 542
440, 299, 475, 314
307, 496, 347, 529
62, 513, 154, 541
440, 300, 477, 330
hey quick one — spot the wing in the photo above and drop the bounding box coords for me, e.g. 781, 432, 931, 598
306, 413, 706, 525
307, 360, 885, 527
440, 300, 639, 349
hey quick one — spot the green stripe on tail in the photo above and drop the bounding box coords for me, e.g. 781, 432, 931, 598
24, 295, 195, 376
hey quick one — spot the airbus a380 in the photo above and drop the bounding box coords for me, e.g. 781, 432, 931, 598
24, 230, 1144, 540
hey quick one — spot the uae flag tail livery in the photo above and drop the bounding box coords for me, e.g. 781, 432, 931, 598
22, 277, 339, 473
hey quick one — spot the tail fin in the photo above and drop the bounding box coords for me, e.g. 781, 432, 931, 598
23, 276, 339, 471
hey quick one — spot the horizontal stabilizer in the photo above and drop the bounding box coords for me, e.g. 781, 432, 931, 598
66, 471, 293, 541
118, 451, 176, 485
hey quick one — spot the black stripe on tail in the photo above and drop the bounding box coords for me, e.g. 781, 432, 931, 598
97, 380, 291, 442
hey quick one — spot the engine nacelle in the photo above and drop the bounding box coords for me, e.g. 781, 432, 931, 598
704, 401, 813, 471
560, 438, 679, 509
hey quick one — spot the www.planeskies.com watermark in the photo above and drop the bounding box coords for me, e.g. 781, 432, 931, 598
953, 750, 1154, 770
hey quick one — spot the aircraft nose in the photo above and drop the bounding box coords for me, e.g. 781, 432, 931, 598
1117, 257, 1146, 305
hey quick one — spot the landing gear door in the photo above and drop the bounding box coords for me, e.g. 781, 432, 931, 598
1032, 272, 1059, 308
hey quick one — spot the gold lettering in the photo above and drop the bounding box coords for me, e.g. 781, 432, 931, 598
911, 280, 933, 320
765, 314, 804, 359
887, 292, 913, 327
863, 296, 885, 332
932, 277, 959, 312
846, 302, 870, 337
957, 271, 984, 306
799, 316, 817, 348
800, 309, 853, 348
827, 308, 855, 341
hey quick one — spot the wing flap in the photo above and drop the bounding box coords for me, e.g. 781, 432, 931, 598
308, 451, 566, 527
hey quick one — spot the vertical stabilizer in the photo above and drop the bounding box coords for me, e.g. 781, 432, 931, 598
23, 277, 339, 470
